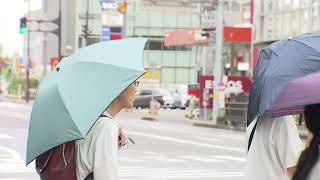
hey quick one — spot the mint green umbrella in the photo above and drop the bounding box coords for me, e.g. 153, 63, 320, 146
26, 38, 147, 165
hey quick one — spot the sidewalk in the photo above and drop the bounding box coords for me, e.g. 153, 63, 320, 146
120, 109, 309, 139
0, 95, 33, 104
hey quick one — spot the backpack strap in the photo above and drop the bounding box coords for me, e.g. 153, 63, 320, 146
100, 114, 112, 118
247, 120, 258, 151
84, 172, 93, 180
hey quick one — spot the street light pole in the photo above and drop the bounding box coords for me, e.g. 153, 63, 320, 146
84, 0, 90, 46
250, 0, 255, 76
25, 0, 31, 103
58, 0, 62, 61
212, 0, 224, 124
42, 32, 48, 77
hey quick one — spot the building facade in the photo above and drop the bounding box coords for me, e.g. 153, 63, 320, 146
62, 0, 250, 88
255, 0, 320, 43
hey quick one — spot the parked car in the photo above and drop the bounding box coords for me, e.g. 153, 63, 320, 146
171, 92, 188, 109
133, 89, 174, 109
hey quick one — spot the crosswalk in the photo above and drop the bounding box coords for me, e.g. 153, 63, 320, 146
0, 145, 245, 179
118, 150, 245, 180
119, 167, 243, 180
0, 101, 246, 180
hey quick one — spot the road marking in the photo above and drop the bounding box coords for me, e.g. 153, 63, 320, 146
212, 155, 246, 162
130, 131, 243, 153
0, 161, 36, 173
178, 155, 224, 163
120, 157, 145, 162
0, 111, 29, 120
0, 134, 16, 140
0, 146, 37, 174
192, 136, 222, 142
0, 102, 31, 109
0, 146, 21, 160
119, 167, 244, 178
124, 120, 246, 143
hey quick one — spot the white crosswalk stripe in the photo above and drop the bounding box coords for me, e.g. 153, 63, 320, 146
119, 167, 244, 179
0, 160, 35, 174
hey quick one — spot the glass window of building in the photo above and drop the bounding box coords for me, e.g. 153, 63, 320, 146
312, 0, 319, 30
224, 1, 230, 11
292, 0, 300, 9
161, 68, 175, 83
231, 2, 240, 11
176, 69, 190, 84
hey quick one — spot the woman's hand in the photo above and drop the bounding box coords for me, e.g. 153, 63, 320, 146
118, 127, 129, 147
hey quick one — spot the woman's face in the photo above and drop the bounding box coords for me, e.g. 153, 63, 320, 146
118, 81, 139, 109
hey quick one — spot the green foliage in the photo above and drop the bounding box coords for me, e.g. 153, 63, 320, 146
8, 76, 39, 95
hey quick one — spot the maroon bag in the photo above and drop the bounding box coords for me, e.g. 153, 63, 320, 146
35, 141, 93, 180
36, 141, 77, 180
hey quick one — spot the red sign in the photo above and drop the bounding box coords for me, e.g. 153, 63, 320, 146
164, 28, 210, 47
50, 57, 59, 70
0, 60, 5, 66
111, 34, 122, 40
200, 76, 214, 108
200, 75, 252, 108
224, 26, 252, 43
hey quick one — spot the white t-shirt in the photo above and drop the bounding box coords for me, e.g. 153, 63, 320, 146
245, 115, 303, 180
76, 112, 119, 180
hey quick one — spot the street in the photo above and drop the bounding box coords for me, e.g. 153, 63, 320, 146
0, 101, 246, 180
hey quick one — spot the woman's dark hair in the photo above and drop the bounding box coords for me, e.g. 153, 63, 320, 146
292, 104, 320, 180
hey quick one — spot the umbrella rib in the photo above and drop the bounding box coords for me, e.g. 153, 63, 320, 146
292, 39, 320, 55
55, 83, 83, 136
62, 61, 143, 72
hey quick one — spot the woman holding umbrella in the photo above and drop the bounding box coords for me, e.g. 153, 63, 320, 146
267, 69, 320, 180
26, 38, 148, 180
292, 104, 320, 180
76, 80, 140, 180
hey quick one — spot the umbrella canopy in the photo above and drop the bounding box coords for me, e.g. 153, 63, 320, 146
26, 38, 147, 165
270, 70, 320, 117
247, 32, 320, 126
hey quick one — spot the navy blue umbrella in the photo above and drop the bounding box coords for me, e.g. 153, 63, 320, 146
247, 32, 320, 127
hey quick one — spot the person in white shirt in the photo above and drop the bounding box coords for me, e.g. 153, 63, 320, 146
292, 104, 320, 180
245, 115, 304, 180
76, 80, 139, 180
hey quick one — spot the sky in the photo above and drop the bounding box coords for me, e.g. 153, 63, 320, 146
0, 0, 42, 56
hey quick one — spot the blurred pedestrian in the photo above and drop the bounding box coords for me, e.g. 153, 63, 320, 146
245, 115, 303, 180
186, 95, 195, 119
292, 104, 320, 180
76, 80, 139, 180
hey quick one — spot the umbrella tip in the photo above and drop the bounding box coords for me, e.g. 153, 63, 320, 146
56, 67, 60, 72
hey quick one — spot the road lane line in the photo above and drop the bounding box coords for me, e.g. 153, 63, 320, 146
129, 131, 244, 153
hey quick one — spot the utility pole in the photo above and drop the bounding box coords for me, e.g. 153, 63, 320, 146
58, 0, 62, 61
25, 0, 31, 103
82, 0, 90, 46
42, 32, 48, 77
212, 0, 224, 124
250, 0, 255, 76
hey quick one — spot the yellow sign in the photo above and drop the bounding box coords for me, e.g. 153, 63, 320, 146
213, 91, 219, 100
141, 69, 161, 80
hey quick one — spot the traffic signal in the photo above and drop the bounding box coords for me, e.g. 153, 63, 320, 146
20, 17, 28, 35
